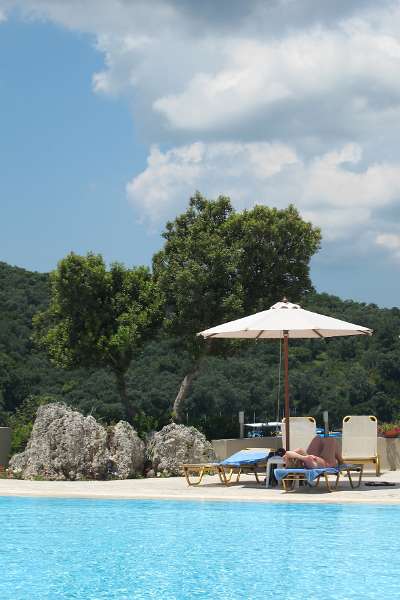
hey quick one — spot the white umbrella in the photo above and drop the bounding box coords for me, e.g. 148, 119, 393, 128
198, 299, 373, 449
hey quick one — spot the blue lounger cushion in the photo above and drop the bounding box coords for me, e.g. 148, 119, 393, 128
220, 450, 269, 467
274, 467, 340, 484
182, 449, 271, 486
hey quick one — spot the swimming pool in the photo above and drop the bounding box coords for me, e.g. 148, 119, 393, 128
0, 497, 398, 599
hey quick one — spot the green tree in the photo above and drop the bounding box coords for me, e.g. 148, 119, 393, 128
227, 204, 322, 313
153, 193, 321, 419
33, 253, 163, 422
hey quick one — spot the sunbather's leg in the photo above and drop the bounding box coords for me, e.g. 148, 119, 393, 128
319, 438, 343, 467
335, 444, 344, 465
307, 436, 323, 456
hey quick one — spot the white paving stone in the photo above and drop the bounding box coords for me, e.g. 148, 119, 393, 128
1, 469, 399, 504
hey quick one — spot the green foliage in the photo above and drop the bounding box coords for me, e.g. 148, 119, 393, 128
227, 203, 321, 313
179, 293, 400, 436
153, 194, 239, 355
379, 421, 400, 433
34, 253, 163, 371
0, 262, 51, 418
0, 262, 49, 360
33, 253, 164, 420
132, 411, 162, 439
153, 194, 321, 354
0, 201, 399, 443
152, 193, 321, 418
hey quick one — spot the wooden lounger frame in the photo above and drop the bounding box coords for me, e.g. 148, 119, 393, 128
280, 465, 364, 493
340, 456, 380, 477
182, 462, 267, 486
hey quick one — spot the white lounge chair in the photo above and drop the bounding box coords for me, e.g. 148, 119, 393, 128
341, 415, 380, 476
281, 416, 316, 450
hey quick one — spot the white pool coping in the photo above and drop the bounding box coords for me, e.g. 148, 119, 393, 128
1, 469, 400, 504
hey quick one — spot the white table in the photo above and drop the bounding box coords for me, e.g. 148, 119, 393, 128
265, 456, 285, 487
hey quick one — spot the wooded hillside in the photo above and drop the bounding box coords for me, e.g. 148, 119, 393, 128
1, 260, 399, 442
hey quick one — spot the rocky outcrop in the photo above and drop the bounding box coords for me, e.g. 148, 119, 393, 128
108, 420, 145, 479
9, 404, 214, 480
9, 403, 144, 481
146, 423, 215, 476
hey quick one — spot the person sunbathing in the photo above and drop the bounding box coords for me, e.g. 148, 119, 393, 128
284, 436, 344, 469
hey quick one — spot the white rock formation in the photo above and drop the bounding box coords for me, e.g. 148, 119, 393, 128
9, 403, 144, 481
146, 423, 215, 476
108, 420, 145, 479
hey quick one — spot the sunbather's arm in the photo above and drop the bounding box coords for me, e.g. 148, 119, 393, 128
284, 449, 326, 469
285, 449, 306, 461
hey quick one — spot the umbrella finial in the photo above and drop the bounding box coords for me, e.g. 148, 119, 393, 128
282, 296, 288, 303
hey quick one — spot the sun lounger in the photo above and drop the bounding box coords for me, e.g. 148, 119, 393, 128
274, 463, 363, 492
342, 415, 380, 476
182, 448, 272, 486
281, 416, 316, 450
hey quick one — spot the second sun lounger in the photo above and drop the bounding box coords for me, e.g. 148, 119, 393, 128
182, 449, 271, 486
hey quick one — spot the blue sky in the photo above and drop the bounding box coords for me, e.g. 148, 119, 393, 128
1, 2, 400, 308
1, 18, 160, 269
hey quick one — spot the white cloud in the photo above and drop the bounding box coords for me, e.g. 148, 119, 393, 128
2, 0, 400, 266
153, 26, 400, 133
92, 33, 153, 96
301, 144, 400, 217
128, 142, 400, 245
376, 233, 400, 250
3, 1, 400, 144
375, 233, 400, 261
127, 141, 298, 222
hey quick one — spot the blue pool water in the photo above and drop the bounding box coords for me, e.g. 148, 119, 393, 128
0, 497, 398, 599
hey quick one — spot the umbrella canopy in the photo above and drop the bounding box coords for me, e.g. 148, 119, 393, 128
198, 299, 373, 449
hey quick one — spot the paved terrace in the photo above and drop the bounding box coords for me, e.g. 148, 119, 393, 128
1, 469, 400, 504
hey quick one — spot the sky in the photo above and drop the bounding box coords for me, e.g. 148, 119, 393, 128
0, 0, 399, 308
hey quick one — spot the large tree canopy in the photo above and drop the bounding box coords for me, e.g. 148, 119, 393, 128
227, 203, 322, 313
154, 194, 321, 342
33, 253, 163, 421
153, 194, 239, 350
152, 193, 321, 417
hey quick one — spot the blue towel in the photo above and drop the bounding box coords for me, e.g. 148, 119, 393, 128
220, 450, 269, 467
274, 467, 339, 484
338, 463, 362, 471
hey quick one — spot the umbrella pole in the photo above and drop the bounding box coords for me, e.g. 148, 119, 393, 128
283, 332, 290, 450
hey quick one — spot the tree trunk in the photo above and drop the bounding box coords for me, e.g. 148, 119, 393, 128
114, 370, 135, 423
173, 368, 199, 422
